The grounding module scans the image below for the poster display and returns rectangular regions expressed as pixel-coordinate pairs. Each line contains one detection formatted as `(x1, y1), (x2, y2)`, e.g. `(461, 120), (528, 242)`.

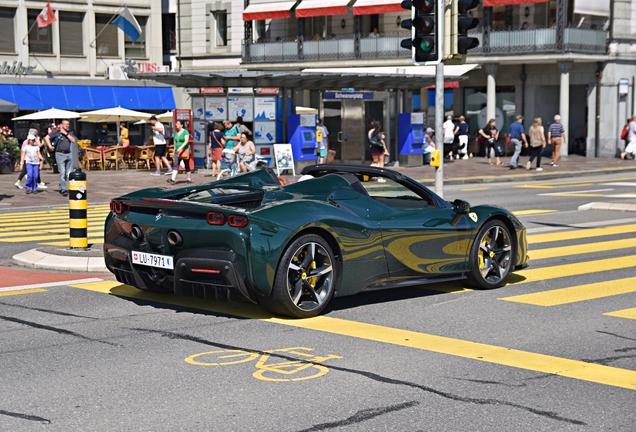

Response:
(253, 121), (277, 145)
(273, 144), (295, 176)
(300, 114), (316, 127)
(254, 97), (277, 120)
(192, 98), (205, 120)
(192, 121), (207, 144)
(205, 97), (227, 120)
(228, 97), (253, 121)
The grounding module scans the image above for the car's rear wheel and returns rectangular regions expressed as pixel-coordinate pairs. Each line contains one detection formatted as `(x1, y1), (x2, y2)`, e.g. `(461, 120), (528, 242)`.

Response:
(265, 234), (337, 318)
(466, 219), (514, 289)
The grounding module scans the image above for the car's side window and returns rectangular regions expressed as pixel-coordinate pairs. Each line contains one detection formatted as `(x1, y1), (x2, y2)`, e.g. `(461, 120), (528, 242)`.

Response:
(362, 178), (435, 209)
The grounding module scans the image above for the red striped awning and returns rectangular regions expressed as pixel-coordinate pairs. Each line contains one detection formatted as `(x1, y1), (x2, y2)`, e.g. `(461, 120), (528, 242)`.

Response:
(484, 0), (548, 6)
(243, 1), (296, 21)
(295, 0), (351, 18)
(353, 0), (404, 15)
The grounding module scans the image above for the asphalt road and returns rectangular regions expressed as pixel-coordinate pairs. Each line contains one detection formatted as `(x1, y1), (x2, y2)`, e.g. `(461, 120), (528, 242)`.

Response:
(0, 172), (635, 431)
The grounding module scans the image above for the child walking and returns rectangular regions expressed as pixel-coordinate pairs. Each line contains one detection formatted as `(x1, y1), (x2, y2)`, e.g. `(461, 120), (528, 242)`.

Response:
(20, 134), (44, 194)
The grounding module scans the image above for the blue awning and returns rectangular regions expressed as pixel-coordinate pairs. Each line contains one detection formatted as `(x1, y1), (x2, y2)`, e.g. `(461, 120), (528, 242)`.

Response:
(0, 84), (176, 111)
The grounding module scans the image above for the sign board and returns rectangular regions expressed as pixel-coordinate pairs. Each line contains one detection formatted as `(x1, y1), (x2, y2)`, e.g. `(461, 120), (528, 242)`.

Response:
(254, 121), (277, 144)
(201, 87), (224, 94)
(300, 114), (316, 127)
(255, 88), (279, 94)
(192, 121), (207, 144)
(228, 87), (253, 94)
(183, 88), (199, 94)
(323, 92), (373, 100)
(273, 144), (295, 176)
(619, 79), (629, 96)
(228, 97), (253, 121)
(192, 98), (205, 120)
(410, 112), (425, 125)
(254, 97), (277, 120)
(206, 97), (227, 121)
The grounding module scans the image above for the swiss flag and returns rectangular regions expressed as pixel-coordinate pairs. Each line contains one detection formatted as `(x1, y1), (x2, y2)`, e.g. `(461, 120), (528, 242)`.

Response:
(37, 1), (56, 28)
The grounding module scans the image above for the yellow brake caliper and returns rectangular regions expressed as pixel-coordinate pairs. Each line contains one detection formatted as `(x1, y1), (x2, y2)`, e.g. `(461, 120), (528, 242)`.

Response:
(479, 240), (487, 271)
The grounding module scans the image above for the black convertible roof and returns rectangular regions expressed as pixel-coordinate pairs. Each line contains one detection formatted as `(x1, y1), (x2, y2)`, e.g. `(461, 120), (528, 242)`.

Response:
(300, 165), (407, 182)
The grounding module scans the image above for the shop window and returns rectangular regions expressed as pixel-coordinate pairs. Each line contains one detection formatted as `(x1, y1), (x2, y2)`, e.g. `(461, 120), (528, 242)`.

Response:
(306, 16), (328, 40)
(463, 86), (516, 136)
(59, 12), (84, 56)
(0, 8), (15, 53)
(125, 16), (147, 57)
(214, 11), (228, 47)
(28, 9), (53, 54)
(95, 14), (118, 57)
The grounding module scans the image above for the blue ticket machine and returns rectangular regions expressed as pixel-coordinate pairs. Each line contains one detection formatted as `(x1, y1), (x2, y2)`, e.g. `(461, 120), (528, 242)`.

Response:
(398, 112), (426, 167)
(288, 114), (317, 168)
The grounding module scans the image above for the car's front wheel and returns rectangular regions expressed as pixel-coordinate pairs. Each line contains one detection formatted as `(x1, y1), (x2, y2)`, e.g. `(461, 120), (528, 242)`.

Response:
(265, 234), (337, 318)
(466, 219), (514, 289)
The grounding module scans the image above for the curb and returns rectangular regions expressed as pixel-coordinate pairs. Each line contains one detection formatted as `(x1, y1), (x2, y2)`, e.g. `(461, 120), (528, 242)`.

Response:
(13, 249), (108, 273)
(578, 202), (636, 212)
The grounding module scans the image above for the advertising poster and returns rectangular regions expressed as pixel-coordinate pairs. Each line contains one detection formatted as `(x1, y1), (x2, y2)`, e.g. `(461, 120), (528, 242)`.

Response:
(253, 121), (276, 144)
(300, 114), (316, 127)
(228, 97), (253, 121)
(254, 97), (277, 120)
(205, 97), (227, 120)
(192, 121), (207, 144)
(273, 143), (295, 176)
(192, 98), (204, 120)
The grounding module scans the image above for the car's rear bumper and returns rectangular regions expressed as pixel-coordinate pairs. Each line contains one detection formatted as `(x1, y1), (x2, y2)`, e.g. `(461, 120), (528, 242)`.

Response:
(104, 237), (255, 303)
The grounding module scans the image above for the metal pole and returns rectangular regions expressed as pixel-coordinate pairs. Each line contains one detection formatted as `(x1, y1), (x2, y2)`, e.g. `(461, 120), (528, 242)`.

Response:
(177, 0), (182, 72)
(434, 0), (445, 198)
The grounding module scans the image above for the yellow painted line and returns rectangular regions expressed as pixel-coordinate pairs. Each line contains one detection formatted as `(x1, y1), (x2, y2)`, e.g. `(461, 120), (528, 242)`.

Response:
(545, 193), (608, 197)
(514, 256), (633, 284)
(68, 281), (636, 391)
(461, 187), (488, 191)
(0, 231), (104, 242)
(0, 215), (108, 226)
(40, 238), (104, 246)
(515, 185), (557, 189)
(605, 308), (636, 320)
(528, 224), (636, 244)
(512, 209), (558, 216)
(531, 238), (636, 260)
(500, 277), (636, 306)
(0, 288), (47, 297)
(0, 227), (104, 237)
(0, 207), (109, 219)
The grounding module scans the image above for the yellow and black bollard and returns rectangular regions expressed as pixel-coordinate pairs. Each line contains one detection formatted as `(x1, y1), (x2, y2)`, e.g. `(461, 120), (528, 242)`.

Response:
(68, 169), (88, 249)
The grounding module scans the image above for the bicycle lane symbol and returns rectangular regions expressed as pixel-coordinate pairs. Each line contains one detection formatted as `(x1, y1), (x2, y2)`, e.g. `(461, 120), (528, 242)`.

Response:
(184, 347), (343, 382)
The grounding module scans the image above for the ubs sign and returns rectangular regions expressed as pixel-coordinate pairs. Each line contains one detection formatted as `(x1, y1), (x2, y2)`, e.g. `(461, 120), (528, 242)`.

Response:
(0, 61), (35, 76)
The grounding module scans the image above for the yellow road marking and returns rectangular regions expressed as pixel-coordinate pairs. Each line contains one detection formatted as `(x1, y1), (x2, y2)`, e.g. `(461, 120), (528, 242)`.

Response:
(605, 308), (636, 320)
(512, 209), (558, 216)
(500, 277), (636, 306)
(528, 224), (636, 244)
(0, 227), (104, 237)
(515, 185), (557, 189)
(0, 207), (109, 219)
(0, 231), (104, 242)
(530, 238), (636, 260)
(40, 238), (104, 246)
(0, 215), (108, 226)
(461, 187), (488, 191)
(544, 193), (608, 197)
(514, 256), (633, 284)
(0, 288), (48, 297)
(69, 281), (636, 391)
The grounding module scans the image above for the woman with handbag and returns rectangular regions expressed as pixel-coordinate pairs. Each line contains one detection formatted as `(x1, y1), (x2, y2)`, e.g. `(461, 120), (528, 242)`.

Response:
(479, 118), (501, 165)
(167, 120), (192, 185)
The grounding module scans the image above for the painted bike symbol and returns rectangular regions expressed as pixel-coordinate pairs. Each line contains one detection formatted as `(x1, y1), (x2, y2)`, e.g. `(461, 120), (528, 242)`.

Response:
(184, 347), (342, 382)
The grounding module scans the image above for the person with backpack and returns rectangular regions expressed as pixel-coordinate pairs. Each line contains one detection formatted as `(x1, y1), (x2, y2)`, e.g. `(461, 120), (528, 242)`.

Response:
(620, 117), (632, 151)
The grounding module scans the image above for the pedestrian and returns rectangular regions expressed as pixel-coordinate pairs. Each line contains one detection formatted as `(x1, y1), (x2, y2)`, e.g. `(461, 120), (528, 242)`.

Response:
(120, 123), (130, 148)
(443, 115), (457, 159)
(454, 115), (470, 159)
(167, 120), (192, 185)
(423, 127), (437, 165)
(45, 119), (76, 196)
(547, 114), (566, 167)
(236, 133), (257, 172)
(149, 115), (172, 175)
(479, 118), (501, 165)
(508, 115), (528, 169)
(316, 118), (329, 164)
(620, 116), (636, 160)
(209, 122), (225, 177)
(15, 129), (47, 190)
(222, 119), (241, 151)
(369, 121), (387, 176)
(369, 27), (380, 38)
(235, 116), (252, 137)
(526, 117), (546, 171)
(20, 134), (44, 194)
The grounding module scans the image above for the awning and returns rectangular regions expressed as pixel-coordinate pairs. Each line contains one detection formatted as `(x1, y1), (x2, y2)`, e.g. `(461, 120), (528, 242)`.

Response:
(243, 1), (297, 21)
(484, 0), (547, 6)
(0, 84), (176, 111)
(295, 0), (350, 18)
(353, 0), (404, 15)
(0, 98), (18, 113)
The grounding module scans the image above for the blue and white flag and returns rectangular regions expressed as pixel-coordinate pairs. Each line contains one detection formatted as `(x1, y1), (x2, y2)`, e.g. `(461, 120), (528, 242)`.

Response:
(112, 7), (142, 42)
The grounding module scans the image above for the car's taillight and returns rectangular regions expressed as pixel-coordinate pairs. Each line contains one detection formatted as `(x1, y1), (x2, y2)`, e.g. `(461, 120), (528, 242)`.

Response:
(207, 212), (226, 225)
(228, 215), (248, 228)
(110, 201), (127, 214)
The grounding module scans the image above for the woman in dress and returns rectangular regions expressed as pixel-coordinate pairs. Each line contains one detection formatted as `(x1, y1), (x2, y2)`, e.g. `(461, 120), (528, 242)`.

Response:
(236, 132), (257, 172)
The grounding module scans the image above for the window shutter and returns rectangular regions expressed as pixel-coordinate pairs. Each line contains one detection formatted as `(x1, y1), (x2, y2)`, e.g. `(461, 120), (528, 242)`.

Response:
(0, 8), (15, 53)
(96, 14), (119, 57)
(60, 12), (84, 55)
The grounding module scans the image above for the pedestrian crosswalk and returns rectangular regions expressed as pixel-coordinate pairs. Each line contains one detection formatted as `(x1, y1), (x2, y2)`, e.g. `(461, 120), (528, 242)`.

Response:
(0, 204), (109, 246)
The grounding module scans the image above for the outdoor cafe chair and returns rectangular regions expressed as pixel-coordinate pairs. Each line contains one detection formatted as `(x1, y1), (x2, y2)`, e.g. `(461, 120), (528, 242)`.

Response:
(81, 147), (104, 171)
(103, 146), (125, 170)
(135, 145), (155, 170)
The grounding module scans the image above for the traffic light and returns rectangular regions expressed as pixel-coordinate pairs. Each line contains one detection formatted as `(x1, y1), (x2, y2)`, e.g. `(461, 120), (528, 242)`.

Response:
(456, 0), (479, 54)
(400, 0), (440, 65)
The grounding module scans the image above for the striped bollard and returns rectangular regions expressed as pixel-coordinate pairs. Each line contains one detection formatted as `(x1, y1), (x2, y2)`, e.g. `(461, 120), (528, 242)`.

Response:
(68, 169), (88, 249)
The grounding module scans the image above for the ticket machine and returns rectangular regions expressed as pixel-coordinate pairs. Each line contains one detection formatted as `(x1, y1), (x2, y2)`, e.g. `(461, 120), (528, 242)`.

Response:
(398, 112), (425, 167)
(288, 114), (317, 169)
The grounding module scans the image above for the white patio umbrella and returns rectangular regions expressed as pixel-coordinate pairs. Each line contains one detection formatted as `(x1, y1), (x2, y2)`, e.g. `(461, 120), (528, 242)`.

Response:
(12, 107), (81, 121)
(133, 111), (173, 125)
(79, 106), (152, 123)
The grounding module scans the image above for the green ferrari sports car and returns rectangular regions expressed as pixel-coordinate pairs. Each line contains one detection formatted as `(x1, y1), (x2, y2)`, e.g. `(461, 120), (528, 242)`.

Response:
(104, 165), (528, 318)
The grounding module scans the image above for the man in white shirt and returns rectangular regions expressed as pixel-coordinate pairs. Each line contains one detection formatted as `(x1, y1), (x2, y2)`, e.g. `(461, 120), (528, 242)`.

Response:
(149, 115), (172, 175)
(369, 27), (379, 38)
(443, 115), (456, 159)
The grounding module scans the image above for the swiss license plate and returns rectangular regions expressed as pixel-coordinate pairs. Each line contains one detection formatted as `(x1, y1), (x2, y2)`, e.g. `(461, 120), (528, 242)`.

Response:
(131, 251), (174, 270)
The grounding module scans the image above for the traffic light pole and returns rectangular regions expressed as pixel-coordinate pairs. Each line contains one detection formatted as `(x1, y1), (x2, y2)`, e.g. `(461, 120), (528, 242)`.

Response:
(434, 0), (444, 199)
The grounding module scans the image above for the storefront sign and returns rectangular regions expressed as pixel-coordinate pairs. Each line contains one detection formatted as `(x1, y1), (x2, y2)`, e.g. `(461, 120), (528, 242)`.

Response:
(323, 92), (373, 100)
(192, 99), (205, 120)
(228, 97), (253, 121)
(201, 87), (224, 94)
(255, 88), (279, 94)
(205, 97), (227, 121)
(135, 62), (170, 73)
(228, 87), (253, 94)
(254, 121), (277, 144)
(254, 97), (277, 120)
(0, 61), (35, 76)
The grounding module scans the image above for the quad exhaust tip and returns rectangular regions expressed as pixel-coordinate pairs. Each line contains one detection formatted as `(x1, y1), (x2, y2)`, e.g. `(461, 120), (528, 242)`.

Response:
(167, 230), (184, 247)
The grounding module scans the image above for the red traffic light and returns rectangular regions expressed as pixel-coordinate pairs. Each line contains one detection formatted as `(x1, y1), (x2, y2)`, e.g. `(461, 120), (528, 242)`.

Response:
(413, 0), (434, 13)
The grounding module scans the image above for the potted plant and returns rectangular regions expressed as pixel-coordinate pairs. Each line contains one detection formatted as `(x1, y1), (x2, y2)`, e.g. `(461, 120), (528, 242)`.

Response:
(0, 126), (20, 174)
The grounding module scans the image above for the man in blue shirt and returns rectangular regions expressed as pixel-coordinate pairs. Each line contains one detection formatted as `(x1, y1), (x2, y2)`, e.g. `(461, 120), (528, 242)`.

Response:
(508, 115), (528, 169)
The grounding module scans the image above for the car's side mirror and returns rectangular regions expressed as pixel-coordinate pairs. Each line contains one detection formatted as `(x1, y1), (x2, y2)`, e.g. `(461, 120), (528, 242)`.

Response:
(452, 199), (471, 214)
